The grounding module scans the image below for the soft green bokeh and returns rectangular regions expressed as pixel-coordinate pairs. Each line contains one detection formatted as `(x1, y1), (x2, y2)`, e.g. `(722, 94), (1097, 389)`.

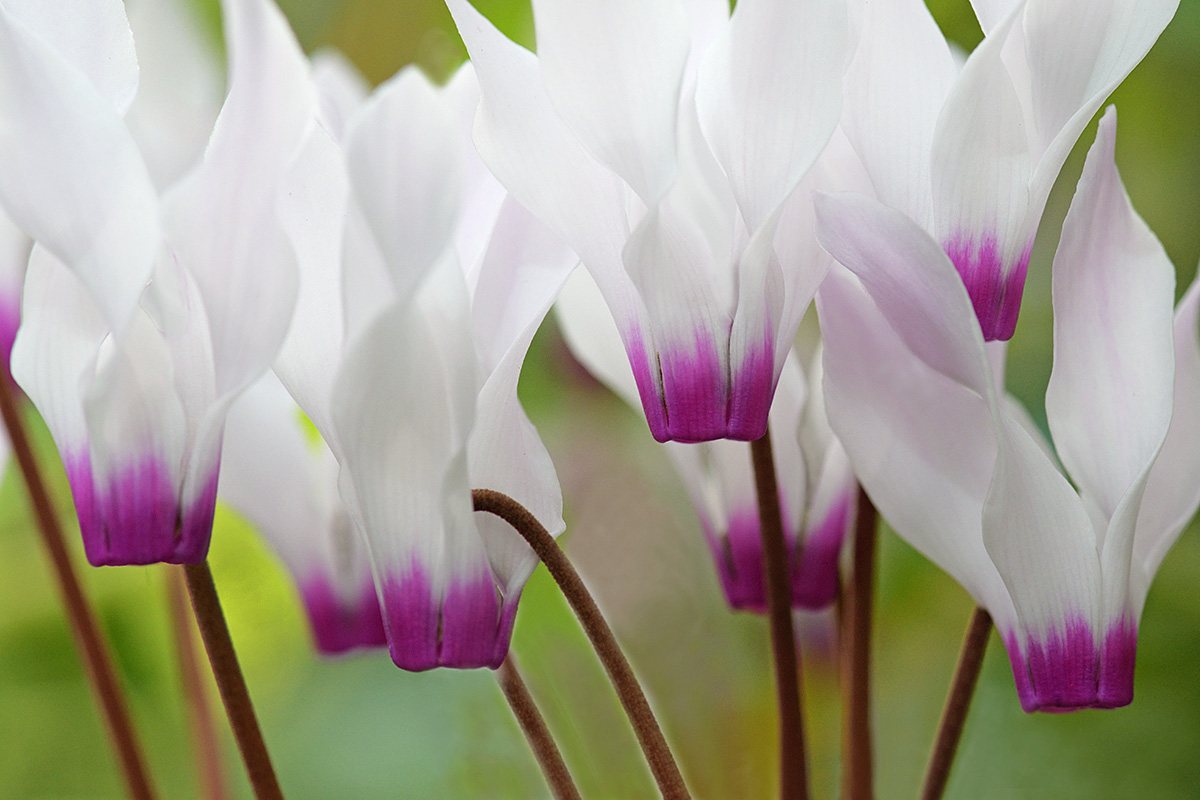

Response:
(2, 1), (1199, 797)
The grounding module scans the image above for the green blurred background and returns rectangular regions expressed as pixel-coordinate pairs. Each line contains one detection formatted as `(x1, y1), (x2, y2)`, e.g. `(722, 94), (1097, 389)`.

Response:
(3, 1), (1199, 797)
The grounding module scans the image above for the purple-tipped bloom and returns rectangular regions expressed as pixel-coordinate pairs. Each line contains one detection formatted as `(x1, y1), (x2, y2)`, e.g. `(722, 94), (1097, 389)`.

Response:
(446, 0), (848, 442)
(842, 0), (1178, 340)
(272, 61), (574, 670)
(816, 110), (1200, 712)
(0, 0), (311, 566)
(556, 267), (856, 612)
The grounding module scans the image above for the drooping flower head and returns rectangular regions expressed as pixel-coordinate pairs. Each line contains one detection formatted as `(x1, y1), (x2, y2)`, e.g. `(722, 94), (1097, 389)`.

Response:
(274, 60), (575, 671)
(816, 109), (1200, 711)
(843, 0), (1179, 340)
(446, 0), (848, 443)
(557, 267), (856, 612)
(0, 0), (312, 565)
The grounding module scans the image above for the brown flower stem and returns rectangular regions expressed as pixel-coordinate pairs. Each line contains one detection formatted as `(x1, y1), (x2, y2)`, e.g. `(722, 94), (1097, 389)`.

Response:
(749, 430), (809, 800)
(0, 373), (157, 800)
(472, 488), (690, 800)
(496, 654), (582, 800)
(183, 560), (283, 800)
(167, 566), (229, 800)
(840, 486), (877, 800)
(920, 606), (993, 800)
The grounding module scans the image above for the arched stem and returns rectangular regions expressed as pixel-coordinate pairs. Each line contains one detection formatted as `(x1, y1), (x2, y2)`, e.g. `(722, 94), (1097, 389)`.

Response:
(472, 488), (690, 800)
(0, 373), (157, 800)
(496, 655), (582, 800)
(749, 431), (809, 800)
(920, 606), (993, 800)
(183, 560), (283, 800)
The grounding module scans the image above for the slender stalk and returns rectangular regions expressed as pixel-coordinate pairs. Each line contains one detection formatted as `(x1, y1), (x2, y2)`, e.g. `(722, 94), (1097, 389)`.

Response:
(183, 560), (283, 800)
(472, 489), (690, 800)
(496, 655), (582, 800)
(167, 566), (229, 800)
(920, 606), (993, 800)
(749, 431), (809, 800)
(0, 374), (157, 800)
(841, 486), (877, 800)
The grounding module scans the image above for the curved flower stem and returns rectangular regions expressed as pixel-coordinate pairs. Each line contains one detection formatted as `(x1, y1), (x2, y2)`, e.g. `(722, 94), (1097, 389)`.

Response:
(472, 488), (691, 800)
(0, 375), (157, 800)
(183, 560), (283, 800)
(920, 606), (993, 800)
(841, 486), (877, 800)
(167, 566), (229, 800)
(496, 654), (582, 800)
(749, 431), (809, 800)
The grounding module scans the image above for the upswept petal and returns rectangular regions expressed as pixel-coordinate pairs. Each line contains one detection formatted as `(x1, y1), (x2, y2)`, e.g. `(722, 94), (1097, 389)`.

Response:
(842, 0), (957, 229)
(554, 266), (643, 410)
(1045, 108), (1175, 527)
(0, 0), (139, 113)
(1132, 276), (1200, 608)
(124, 0), (223, 188)
(0, 211), (29, 366)
(814, 192), (994, 398)
(1024, 0), (1180, 210)
(161, 0), (311, 400)
(343, 66), (461, 301)
(529, 0), (689, 203)
(0, 6), (159, 329)
(695, 0), (847, 232)
(444, 0), (628, 281)
(970, 0), (1021, 33)
(817, 265), (1009, 617)
(931, 5), (1033, 342)
(310, 48), (368, 140)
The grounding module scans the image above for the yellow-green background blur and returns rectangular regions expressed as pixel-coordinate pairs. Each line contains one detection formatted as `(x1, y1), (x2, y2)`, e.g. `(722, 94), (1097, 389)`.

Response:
(2, 1), (1199, 797)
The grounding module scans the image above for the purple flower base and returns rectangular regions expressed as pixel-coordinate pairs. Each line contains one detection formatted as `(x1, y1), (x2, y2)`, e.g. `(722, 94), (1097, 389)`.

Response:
(299, 575), (387, 655)
(945, 233), (1031, 342)
(708, 494), (848, 613)
(381, 565), (517, 671)
(1004, 615), (1137, 712)
(66, 453), (218, 567)
(627, 325), (777, 443)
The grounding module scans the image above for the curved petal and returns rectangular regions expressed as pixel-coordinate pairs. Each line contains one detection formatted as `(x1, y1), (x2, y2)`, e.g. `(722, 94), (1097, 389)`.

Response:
(930, 6), (1033, 341)
(695, 0), (847, 232)
(124, 0), (223, 188)
(814, 192), (994, 398)
(554, 265), (642, 409)
(343, 66), (461, 301)
(529, 0), (689, 203)
(1045, 108), (1175, 526)
(841, 0), (957, 229)
(0, 6), (159, 329)
(0, 0), (139, 112)
(816, 265), (1009, 617)
(0, 211), (30, 368)
(310, 47), (368, 140)
(1132, 275), (1200, 609)
(970, 0), (1021, 33)
(162, 0), (311, 399)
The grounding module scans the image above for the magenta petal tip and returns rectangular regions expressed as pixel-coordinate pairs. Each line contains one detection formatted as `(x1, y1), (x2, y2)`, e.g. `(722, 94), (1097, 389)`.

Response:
(945, 234), (1030, 342)
(1005, 616), (1137, 713)
(300, 576), (388, 655)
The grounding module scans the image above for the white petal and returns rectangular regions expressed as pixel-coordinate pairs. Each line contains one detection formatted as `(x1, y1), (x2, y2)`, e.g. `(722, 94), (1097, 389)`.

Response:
(1024, 0), (1180, 211)
(529, 0), (689, 203)
(814, 192), (994, 398)
(554, 265), (643, 410)
(0, 0), (139, 112)
(0, 7), (159, 329)
(0, 210), (30, 364)
(162, 0), (311, 398)
(695, 0), (847, 231)
(310, 47), (368, 140)
(816, 265), (1010, 618)
(1044, 108), (1174, 526)
(970, 0), (1022, 33)
(841, 0), (957, 228)
(343, 66), (461, 300)
(1133, 276), (1200, 606)
(124, 0), (223, 189)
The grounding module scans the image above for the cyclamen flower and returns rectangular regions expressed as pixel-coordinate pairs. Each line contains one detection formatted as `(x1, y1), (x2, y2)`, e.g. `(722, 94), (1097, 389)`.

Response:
(815, 109), (1200, 711)
(843, 0), (1178, 340)
(446, 0), (847, 443)
(0, 0), (311, 565)
(274, 61), (574, 670)
(556, 268), (855, 612)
